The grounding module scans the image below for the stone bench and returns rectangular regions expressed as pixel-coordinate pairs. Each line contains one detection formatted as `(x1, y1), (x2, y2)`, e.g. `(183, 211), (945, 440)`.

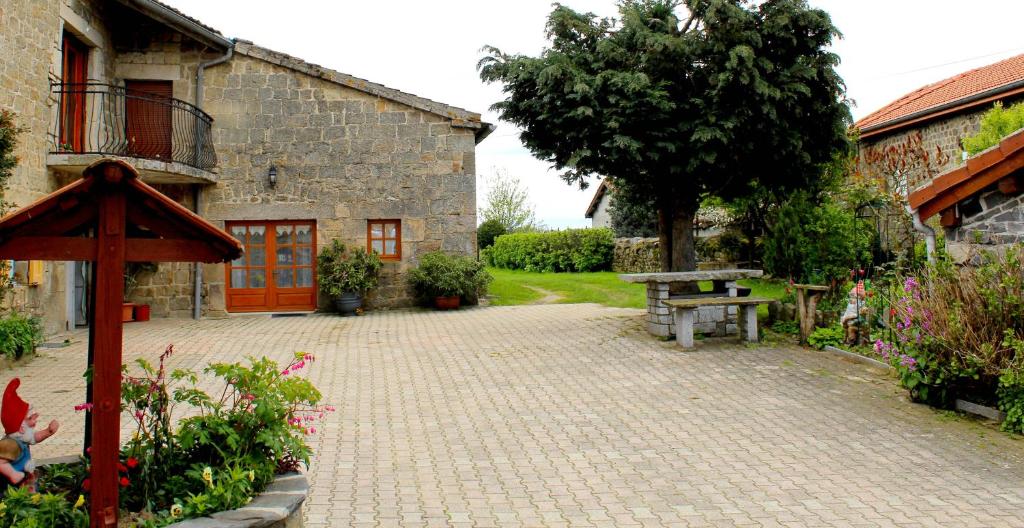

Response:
(663, 297), (773, 349)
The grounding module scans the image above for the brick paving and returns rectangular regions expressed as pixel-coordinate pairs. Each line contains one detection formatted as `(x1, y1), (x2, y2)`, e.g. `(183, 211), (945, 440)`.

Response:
(14, 304), (1024, 527)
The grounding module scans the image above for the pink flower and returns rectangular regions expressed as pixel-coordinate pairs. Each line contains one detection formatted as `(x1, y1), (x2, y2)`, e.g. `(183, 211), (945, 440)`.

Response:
(309, 427), (316, 434)
(281, 369), (289, 376)
(74, 403), (94, 412)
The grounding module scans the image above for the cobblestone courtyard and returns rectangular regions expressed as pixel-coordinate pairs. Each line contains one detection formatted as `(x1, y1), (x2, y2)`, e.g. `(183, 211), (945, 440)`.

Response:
(15, 304), (1024, 527)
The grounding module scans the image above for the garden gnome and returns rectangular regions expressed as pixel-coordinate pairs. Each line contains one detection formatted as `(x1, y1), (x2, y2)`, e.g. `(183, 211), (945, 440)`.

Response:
(840, 280), (868, 345)
(0, 378), (59, 490)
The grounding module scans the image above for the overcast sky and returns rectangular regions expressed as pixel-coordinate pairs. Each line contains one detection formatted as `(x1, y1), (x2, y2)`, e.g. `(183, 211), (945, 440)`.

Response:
(164, 0), (1024, 228)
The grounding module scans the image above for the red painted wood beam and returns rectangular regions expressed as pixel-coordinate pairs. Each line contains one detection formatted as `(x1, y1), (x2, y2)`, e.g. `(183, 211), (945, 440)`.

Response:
(89, 166), (127, 527)
(0, 237), (97, 260)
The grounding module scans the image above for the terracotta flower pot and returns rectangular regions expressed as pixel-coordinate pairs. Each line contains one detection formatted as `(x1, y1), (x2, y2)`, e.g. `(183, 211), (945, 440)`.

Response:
(122, 303), (135, 322)
(434, 295), (460, 310)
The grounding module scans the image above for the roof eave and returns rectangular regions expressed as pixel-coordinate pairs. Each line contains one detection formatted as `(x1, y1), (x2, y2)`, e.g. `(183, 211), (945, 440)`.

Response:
(115, 0), (232, 50)
(859, 81), (1024, 140)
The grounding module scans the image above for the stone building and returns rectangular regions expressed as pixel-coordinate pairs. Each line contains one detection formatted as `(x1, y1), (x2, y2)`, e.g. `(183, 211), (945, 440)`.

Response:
(855, 53), (1024, 194)
(0, 0), (491, 334)
(908, 126), (1024, 261)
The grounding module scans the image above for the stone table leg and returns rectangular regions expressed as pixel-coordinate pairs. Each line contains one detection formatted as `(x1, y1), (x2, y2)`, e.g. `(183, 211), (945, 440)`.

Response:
(674, 307), (695, 348)
(740, 305), (758, 343)
(646, 282), (672, 337)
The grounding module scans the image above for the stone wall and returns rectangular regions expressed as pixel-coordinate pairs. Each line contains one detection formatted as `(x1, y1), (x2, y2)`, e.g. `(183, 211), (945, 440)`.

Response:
(199, 45), (479, 312)
(612, 238), (660, 273)
(945, 184), (1024, 263)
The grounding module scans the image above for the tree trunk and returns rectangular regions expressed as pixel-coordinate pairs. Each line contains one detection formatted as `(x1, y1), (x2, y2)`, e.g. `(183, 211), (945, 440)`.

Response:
(657, 201), (699, 272)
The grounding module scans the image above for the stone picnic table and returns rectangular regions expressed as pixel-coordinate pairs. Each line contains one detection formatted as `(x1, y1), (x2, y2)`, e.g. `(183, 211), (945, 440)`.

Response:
(619, 269), (764, 338)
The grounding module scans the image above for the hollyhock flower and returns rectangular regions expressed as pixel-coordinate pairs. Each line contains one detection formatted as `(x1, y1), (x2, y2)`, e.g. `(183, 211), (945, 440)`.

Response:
(119, 477), (130, 487)
(127, 457), (139, 469)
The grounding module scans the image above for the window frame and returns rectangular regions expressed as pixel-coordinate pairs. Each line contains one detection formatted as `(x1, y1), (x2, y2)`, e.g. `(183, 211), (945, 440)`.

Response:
(367, 219), (402, 261)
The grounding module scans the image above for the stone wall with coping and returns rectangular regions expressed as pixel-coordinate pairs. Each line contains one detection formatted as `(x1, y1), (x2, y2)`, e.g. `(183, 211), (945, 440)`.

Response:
(944, 185), (1024, 263)
(198, 50), (478, 313)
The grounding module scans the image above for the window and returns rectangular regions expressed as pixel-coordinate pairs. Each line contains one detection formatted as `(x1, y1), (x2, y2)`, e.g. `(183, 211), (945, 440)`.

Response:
(367, 220), (401, 260)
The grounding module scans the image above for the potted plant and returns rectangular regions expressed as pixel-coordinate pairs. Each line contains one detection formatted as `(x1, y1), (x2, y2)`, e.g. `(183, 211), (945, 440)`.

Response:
(317, 240), (382, 315)
(407, 251), (492, 310)
(123, 262), (157, 322)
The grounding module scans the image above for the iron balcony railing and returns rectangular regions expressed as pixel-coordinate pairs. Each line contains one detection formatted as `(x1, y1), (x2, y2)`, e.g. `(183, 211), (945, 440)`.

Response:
(49, 82), (216, 171)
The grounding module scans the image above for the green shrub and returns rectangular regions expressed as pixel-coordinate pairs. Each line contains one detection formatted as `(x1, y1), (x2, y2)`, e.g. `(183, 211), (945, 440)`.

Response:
(998, 364), (1024, 434)
(770, 320), (798, 335)
(316, 240), (382, 296)
(962, 102), (1024, 156)
(0, 312), (42, 360)
(407, 252), (492, 301)
(763, 193), (872, 283)
(477, 219), (507, 250)
(112, 346), (329, 524)
(807, 325), (844, 350)
(488, 228), (614, 272)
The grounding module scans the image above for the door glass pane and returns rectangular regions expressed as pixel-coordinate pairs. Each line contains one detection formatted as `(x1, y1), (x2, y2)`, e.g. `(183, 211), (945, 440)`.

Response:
(249, 269), (266, 288)
(249, 226), (265, 245)
(296, 247), (312, 265)
(385, 240), (397, 255)
(230, 225), (246, 242)
(230, 269), (246, 288)
(296, 268), (313, 288)
(296, 225), (312, 244)
(370, 223), (383, 238)
(276, 225), (293, 245)
(249, 247), (265, 266)
(275, 268), (293, 288)
(371, 240), (383, 254)
(385, 223), (397, 238)
(277, 247), (293, 265)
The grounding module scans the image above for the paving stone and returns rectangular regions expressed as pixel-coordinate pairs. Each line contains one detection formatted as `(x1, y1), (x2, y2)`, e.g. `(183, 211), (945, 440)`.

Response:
(15, 304), (1024, 526)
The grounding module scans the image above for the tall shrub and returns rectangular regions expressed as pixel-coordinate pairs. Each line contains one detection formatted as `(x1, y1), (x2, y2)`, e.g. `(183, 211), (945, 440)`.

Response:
(962, 102), (1024, 156)
(488, 228), (614, 272)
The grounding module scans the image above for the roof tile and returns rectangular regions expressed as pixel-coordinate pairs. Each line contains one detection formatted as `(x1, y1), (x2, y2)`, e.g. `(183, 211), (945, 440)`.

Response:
(856, 53), (1024, 132)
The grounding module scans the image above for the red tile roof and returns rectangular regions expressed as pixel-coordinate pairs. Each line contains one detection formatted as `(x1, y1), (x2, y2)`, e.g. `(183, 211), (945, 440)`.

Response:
(856, 54), (1024, 138)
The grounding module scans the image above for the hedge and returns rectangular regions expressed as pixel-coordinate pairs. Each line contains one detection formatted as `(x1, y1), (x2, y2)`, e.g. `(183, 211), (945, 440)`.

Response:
(485, 228), (615, 272)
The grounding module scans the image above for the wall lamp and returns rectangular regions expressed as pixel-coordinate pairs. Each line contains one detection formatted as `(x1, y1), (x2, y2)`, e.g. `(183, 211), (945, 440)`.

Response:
(268, 165), (277, 188)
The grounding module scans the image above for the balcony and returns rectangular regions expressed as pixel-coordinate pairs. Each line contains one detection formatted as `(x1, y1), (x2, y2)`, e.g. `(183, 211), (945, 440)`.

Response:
(47, 82), (217, 184)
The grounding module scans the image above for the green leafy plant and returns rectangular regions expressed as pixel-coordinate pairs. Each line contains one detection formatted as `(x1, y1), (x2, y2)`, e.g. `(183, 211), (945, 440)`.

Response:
(487, 228), (615, 272)
(770, 320), (798, 335)
(407, 252), (492, 300)
(111, 346), (330, 524)
(0, 485), (88, 527)
(807, 325), (845, 350)
(0, 312), (42, 360)
(477, 219), (507, 250)
(962, 102), (1024, 156)
(316, 240), (382, 296)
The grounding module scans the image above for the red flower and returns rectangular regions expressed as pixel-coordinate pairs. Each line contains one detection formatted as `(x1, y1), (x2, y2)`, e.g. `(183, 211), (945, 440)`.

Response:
(82, 478), (91, 491)
(119, 477), (130, 487)
(126, 457), (139, 469)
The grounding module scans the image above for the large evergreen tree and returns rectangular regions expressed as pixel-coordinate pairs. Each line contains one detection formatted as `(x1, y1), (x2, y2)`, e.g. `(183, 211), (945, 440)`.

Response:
(479, 0), (851, 271)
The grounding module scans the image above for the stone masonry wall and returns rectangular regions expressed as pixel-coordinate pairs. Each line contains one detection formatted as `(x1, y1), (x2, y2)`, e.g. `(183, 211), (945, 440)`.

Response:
(944, 183), (1024, 263)
(612, 238), (660, 273)
(199, 50), (478, 312)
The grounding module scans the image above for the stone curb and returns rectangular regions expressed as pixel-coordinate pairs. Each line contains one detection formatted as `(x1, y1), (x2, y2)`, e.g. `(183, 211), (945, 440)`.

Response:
(823, 345), (891, 370)
(167, 472), (307, 528)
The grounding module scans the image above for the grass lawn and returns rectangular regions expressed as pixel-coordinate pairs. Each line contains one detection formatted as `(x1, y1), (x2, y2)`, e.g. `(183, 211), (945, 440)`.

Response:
(486, 267), (787, 317)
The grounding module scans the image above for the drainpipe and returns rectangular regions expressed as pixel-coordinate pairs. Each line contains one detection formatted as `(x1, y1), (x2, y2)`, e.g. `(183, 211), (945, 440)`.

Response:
(907, 204), (936, 265)
(193, 44), (233, 320)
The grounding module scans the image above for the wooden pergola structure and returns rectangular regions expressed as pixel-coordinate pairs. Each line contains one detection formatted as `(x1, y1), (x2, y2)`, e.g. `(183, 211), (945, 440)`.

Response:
(0, 159), (242, 526)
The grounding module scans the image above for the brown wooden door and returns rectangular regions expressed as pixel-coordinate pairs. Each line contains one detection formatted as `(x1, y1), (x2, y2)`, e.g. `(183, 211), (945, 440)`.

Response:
(125, 80), (173, 161)
(60, 33), (88, 151)
(226, 221), (316, 312)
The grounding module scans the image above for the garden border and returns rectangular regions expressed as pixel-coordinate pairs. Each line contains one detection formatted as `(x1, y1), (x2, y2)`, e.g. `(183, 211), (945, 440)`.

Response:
(821, 346), (1008, 424)
(37, 457), (308, 528)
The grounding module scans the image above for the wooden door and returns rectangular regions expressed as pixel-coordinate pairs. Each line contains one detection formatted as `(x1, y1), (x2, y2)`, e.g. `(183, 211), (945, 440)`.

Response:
(226, 221), (316, 312)
(60, 33), (88, 151)
(125, 80), (173, 161)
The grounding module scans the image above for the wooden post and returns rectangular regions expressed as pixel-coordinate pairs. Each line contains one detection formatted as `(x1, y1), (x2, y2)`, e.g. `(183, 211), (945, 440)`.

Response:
(90, 165), (127, 527)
